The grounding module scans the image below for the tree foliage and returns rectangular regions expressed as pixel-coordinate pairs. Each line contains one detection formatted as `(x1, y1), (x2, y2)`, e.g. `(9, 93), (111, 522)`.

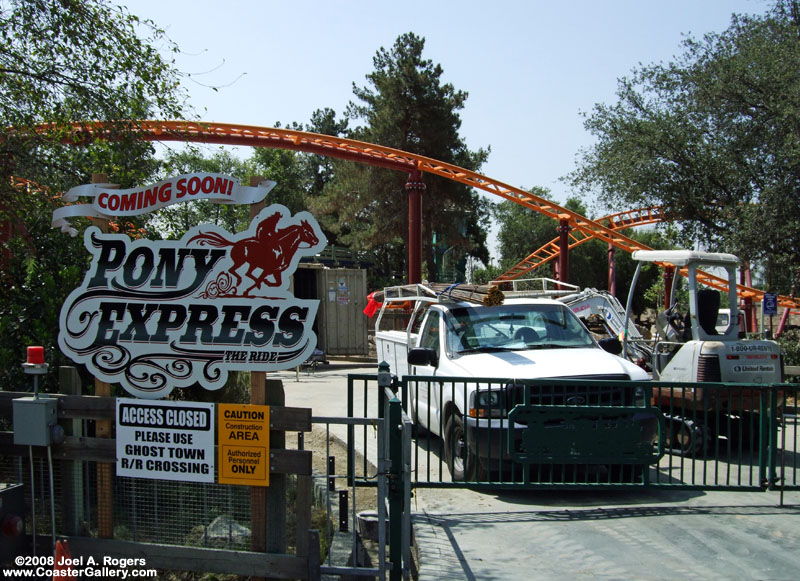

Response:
(312, 32), (491, 281)
(568, 1), (800, 291)
(301, 108), (348, 200)
(152, 110), (348, 240)
(151, 147), (252, 238)
(0, 0), (186, 389)
(495, 188), (563, 271)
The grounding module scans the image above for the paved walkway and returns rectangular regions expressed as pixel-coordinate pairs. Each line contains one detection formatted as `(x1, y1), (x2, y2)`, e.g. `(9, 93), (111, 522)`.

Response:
(412, 486), (800, 580)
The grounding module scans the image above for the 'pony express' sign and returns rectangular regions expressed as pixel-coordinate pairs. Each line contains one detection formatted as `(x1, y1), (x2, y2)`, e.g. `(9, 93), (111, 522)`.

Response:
(58, 203), (327, 399)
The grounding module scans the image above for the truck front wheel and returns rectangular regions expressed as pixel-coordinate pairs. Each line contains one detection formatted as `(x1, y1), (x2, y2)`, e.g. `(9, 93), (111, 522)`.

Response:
(444, 414), (486, 481)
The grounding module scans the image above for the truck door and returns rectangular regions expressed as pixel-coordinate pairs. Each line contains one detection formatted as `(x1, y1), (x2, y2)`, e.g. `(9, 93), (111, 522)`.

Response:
(410, 311), (441, 432)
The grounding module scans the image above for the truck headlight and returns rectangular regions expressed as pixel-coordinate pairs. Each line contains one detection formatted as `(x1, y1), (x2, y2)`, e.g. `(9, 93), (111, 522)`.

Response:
(469, 389), (505, 418)
(477, 391), (500, 407)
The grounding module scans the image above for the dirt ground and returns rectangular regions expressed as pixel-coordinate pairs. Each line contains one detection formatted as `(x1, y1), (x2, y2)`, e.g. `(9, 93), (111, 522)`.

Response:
(286, 425), (379, 514)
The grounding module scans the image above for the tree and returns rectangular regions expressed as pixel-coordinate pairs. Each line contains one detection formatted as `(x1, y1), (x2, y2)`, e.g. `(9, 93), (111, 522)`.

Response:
(312, 32), (490, 281)
(0, 0), (186, 389)
(1, 0), (183, 177)
(568, 1), (800, 292)
(249, 146), (307, 214)
(301, 108), (348, 200)
(495, 187), (563, 272)
(151, 147), (252, 238)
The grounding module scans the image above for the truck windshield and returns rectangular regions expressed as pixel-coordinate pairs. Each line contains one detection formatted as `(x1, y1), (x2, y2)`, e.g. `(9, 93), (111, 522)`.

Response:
(444, 303), (595, 355)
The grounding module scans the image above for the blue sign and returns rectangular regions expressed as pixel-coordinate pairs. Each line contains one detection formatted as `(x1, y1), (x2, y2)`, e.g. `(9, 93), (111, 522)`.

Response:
(763, 292), (778, 316)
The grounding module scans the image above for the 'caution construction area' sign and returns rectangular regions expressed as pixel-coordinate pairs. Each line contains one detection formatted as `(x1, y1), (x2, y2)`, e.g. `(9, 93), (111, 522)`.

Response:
(218, 403), (271, 486)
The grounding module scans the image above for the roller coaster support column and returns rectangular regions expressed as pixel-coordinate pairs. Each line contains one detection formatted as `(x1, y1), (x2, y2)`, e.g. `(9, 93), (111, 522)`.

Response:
(608, 244), (616, 296)
(556, 216), (570, 287)
(405, 169), (426, 284)
(776, 270), (798, 338)
(663, 266), (675, 310)
(742, 263), (757, 333)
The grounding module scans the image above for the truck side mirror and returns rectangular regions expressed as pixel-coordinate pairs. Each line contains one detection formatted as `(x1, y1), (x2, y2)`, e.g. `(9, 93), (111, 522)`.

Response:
(408, 347), (438, 368)
(598, 337), (623, 355)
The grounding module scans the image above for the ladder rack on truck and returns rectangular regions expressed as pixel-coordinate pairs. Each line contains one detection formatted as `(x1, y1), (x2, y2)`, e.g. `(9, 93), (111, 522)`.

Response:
(375, 279), (581, 336)
(374, 283), (441, 348)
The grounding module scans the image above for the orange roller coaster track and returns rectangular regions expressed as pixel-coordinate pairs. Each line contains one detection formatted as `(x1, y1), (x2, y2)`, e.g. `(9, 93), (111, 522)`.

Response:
(41, 120), (654, 249)
(29, 120), (800, 309)
(495, 203), (794, 307)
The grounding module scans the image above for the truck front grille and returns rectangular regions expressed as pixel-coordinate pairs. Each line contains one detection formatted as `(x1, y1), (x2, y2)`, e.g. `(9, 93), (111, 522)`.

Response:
(503, 374), (634, 415)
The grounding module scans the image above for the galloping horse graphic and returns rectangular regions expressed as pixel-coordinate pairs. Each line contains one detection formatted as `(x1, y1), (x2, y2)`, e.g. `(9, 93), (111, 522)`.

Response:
(189, 211), (320, 296)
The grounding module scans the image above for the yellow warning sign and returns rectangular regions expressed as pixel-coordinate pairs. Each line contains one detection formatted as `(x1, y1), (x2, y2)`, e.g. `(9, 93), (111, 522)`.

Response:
(218, 403), (270, 486)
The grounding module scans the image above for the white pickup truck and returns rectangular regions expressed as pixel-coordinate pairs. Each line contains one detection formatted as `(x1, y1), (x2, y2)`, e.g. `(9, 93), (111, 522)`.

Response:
(373, 283), (653, 480)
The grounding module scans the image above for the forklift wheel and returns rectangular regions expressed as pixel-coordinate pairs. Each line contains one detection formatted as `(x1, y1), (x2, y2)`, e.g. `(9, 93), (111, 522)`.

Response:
(667, 417), (710, 458)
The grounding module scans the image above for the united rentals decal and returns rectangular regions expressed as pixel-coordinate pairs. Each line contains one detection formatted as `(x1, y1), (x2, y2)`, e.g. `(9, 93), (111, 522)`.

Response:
(52, 173), (276, 236)
(58, 204), (327, 399)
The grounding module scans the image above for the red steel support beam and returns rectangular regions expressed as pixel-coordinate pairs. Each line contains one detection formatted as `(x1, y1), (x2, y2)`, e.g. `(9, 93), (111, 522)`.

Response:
(663, 266), (675, 310)
(608, 243), (616, 296)
(742, 264), (757, 333)
(556, 218), (570, 286)
(405, 170), (425, 284)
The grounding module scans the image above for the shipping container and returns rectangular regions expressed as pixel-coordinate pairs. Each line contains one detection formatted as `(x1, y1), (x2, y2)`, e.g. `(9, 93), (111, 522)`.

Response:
(294, 266), (368, 357)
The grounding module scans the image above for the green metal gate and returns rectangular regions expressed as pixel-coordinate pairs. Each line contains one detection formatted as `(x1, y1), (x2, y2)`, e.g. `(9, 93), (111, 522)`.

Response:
(348, 371), (799, 493)
(346, 371), (799, 579)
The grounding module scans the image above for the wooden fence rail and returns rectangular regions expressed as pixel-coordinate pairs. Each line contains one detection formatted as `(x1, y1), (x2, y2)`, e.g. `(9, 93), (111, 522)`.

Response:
(0, 389), (321, 580)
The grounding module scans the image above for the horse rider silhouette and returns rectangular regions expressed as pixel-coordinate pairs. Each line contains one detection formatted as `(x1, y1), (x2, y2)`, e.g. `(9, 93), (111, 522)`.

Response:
(188, 211), (320, 296)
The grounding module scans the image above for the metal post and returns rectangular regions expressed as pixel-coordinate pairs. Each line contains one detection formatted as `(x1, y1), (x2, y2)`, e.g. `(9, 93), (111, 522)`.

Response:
(388, 397), (403, 581)
(28, 446), (35, 556)
(347, 376), (355, 488)
(377, 413), (387, 578)
(758, 389), (769, 487)
(767, 387), (779, 489)
(402, 415), (412, 580)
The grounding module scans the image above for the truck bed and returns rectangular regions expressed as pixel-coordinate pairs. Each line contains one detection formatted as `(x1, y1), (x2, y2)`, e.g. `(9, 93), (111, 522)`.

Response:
(375, 330), (417, 378)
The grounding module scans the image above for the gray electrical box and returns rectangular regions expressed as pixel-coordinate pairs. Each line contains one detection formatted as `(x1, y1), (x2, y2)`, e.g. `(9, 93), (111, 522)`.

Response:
(13, 397), (57, 446)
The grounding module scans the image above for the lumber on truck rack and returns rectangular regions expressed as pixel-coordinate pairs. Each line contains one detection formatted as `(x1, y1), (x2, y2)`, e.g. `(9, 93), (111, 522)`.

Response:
(374, 278), (580, 307)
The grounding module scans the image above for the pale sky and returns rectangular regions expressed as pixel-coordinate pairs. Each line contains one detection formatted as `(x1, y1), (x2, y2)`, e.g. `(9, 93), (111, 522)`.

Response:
(122, 0), (768, 258)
